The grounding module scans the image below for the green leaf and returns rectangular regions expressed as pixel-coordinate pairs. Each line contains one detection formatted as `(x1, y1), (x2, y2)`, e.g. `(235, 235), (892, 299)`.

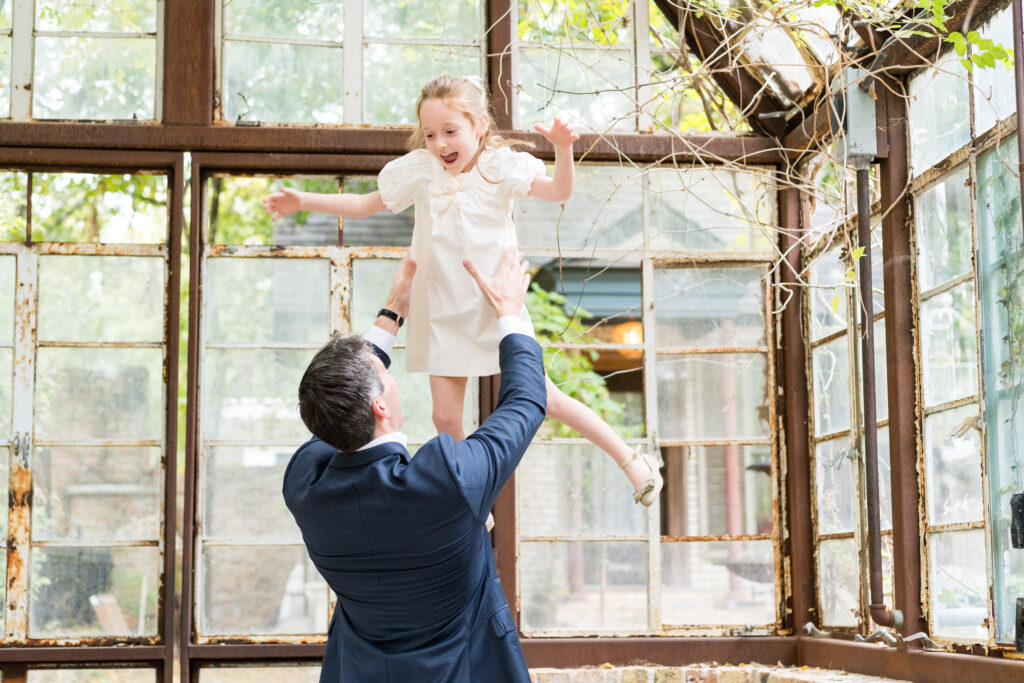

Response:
(831, 294), (840, 313)
(851, 246), (865, 260)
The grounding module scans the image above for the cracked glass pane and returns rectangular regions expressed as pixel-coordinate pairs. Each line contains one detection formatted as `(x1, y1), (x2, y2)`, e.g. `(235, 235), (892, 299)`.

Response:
(914, 165), (973, 291)
(815, 437), (856, 535)
(923, 404), (984, 526)
(928, 528), (987, 640)
(908, 52), (970, 176)
(812, 336), (850, 436)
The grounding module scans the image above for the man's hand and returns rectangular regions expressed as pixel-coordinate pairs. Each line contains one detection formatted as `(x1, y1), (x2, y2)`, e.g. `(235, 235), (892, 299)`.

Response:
(263, 187), (303, 221)
(463, 248), (530, 319)
(383, 255), (417, 321)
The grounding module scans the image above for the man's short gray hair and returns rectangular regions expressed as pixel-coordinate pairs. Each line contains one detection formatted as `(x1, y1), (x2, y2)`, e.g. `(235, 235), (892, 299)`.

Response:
(298, 335), (384, 454)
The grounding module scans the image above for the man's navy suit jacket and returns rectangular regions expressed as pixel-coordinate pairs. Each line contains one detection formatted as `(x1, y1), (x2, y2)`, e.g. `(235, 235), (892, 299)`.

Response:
(283, 333), (546, 682)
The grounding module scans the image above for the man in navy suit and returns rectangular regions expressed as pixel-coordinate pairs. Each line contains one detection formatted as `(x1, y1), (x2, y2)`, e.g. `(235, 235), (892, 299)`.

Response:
(284, 249), (545, 682)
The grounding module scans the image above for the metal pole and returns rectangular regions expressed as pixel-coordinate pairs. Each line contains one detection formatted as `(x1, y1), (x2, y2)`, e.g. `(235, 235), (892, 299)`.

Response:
(855, 167), (900, 629)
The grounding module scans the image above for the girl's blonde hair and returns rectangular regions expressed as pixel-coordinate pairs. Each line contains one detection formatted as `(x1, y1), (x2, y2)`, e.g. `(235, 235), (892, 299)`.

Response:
(407, 74), (532, 154)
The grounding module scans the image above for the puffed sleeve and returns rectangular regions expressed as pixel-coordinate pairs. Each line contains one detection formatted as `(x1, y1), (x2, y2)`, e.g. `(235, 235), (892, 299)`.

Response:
(489, 147), (546, 199)
(377, 149), (435, 213)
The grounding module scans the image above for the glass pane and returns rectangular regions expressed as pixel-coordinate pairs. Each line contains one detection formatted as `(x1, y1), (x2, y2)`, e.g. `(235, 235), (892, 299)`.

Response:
(30, 546), (159, 637)
(648, 168), (776, 252)
(812, 336), (850, 436)
(928, 529), (987, 640)
(518, 443), (646, 536)
(517, 47), (633, 132)
(531, 258), (642, 343)
(363, 44), (480, 125)
(977, 136), (1024, 643)
(973, 7), (1017, 135)
(386, 349), (478, 443)
(520, 541), (647, 631)
(0, 171), (28, 241)
(924, 404), (984, 526)
(202, 545), (326, 635)
(518, 0), (629, 45)
(805, 157), (848, 241)
(868, 223), (885, 313)
(518, 165), (642, 252)
(914, 166), (973, 290)
(204, 447), (301, 543)
(0, 446), (7, 534)
(908, 52), (970, 176)
(0, 547), (5, 633)
(223, 41), (342, 124)
(0, 36), (10, 118)
(33, 37), (155, 121)
(661, 540), (775, 625)
(199, 667), (321, 683)
(653, 266), (765, 349)
(38, 256), (163, 342)
(0, 349), (9, 438)
(661, 445), (773, 537)
(36, 0), (156, 32)
(365, 0), (478, 40)
(656, 353), (768, 441)
(818, 537), (858, 626)
(351, 258), (410, 343)
(224, 0), (343, 41)
(27, 670), (155, 683)
(872, 317), (888, 422)
(342, 177), (413, 246)
(32, 173), (168, 244)
(815, 437), (856, 535)
(33, 447), (161, 542)
(808, 248), (847, 341)
(35, 348), (163, 441)
(920, 282), (978, 406)
(205, 258), (329, 344)
(878, 426), (892, 531)
(202, 348), (313, 442)
(647, 54), (748, 134)
(209, 176), (341, 246)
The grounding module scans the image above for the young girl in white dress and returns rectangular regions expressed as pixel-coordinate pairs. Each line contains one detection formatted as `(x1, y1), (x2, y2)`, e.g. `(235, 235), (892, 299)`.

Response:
(264, 74), (662, 506)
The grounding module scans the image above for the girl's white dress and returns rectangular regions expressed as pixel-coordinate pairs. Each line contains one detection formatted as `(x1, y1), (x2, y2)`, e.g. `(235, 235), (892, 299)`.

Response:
(378, 146), (544, 376)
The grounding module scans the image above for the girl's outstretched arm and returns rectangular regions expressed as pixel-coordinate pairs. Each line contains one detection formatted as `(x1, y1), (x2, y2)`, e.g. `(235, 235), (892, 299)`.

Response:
(529, 118), (579, 203)
(263, 187), (386, 221)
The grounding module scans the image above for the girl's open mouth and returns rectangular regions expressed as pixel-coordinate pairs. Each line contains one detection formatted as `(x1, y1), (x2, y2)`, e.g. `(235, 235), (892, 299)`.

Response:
(441, 152), (458, 164)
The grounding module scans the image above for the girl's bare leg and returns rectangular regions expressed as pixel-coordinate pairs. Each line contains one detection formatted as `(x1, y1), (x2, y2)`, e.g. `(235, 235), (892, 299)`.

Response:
(544, 376), (662, 504)
(429, 375), (469, 441)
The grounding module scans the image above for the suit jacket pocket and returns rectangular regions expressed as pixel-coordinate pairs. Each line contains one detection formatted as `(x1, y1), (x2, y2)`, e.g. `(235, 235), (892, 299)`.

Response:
(489, 605), (516, 638)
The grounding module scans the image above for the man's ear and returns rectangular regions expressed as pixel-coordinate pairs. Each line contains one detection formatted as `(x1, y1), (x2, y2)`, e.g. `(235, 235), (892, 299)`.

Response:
(370, 397), (387, 419)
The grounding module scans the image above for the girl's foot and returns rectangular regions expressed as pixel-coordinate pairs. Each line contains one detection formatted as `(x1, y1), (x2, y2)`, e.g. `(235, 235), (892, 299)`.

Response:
(620, 449), (663, 507)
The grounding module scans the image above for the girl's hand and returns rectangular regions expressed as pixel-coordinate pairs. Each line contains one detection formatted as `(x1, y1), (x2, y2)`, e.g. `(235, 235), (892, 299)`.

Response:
(262, 187), (303, 221)
(534, 118), (579, 150)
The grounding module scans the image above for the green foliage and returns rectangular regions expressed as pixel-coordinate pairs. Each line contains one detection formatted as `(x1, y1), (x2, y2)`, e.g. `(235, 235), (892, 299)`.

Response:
(30, 173), (166, 243)
(526, 282), (628, 438)
(947, 30), (1015, 72)
(518, 0), (630, 45)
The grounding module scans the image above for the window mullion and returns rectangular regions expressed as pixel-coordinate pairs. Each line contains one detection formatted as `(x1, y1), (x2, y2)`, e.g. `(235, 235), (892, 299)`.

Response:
(10, 0), (34, 120)
(342, 0), (362, 124)
(6, 245), (37, 641)
(641, 257), (660, 633)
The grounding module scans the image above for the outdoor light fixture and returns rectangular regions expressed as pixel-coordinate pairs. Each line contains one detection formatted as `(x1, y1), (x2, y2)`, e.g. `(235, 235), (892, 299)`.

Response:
(612, 320), (643, 359)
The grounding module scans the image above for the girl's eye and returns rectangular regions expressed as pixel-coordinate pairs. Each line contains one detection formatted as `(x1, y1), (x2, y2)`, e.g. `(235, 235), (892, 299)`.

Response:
(446, 130), (456, 135)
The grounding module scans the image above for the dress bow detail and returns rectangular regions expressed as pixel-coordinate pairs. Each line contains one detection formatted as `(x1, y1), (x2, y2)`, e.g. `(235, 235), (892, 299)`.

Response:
(428, 173), (472, 218)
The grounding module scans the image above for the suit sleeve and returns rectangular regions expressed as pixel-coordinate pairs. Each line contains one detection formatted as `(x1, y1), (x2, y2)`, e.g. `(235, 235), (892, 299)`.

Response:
(442, 333), (546, 520)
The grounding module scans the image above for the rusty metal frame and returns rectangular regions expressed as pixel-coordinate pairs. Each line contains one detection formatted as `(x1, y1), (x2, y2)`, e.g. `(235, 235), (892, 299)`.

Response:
(0, 149), (182, 681)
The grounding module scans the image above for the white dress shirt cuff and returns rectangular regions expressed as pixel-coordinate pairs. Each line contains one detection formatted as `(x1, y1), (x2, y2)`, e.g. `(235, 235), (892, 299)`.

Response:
(497, 315), (535, 340)
(364, 325), (396, 357)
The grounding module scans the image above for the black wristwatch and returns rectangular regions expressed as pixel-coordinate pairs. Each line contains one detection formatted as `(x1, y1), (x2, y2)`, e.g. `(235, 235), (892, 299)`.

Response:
(377, 308), (404, 328)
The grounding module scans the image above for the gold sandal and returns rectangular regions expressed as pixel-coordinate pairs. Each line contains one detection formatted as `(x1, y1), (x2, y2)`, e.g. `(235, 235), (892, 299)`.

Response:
(620, 449), (663, 507)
